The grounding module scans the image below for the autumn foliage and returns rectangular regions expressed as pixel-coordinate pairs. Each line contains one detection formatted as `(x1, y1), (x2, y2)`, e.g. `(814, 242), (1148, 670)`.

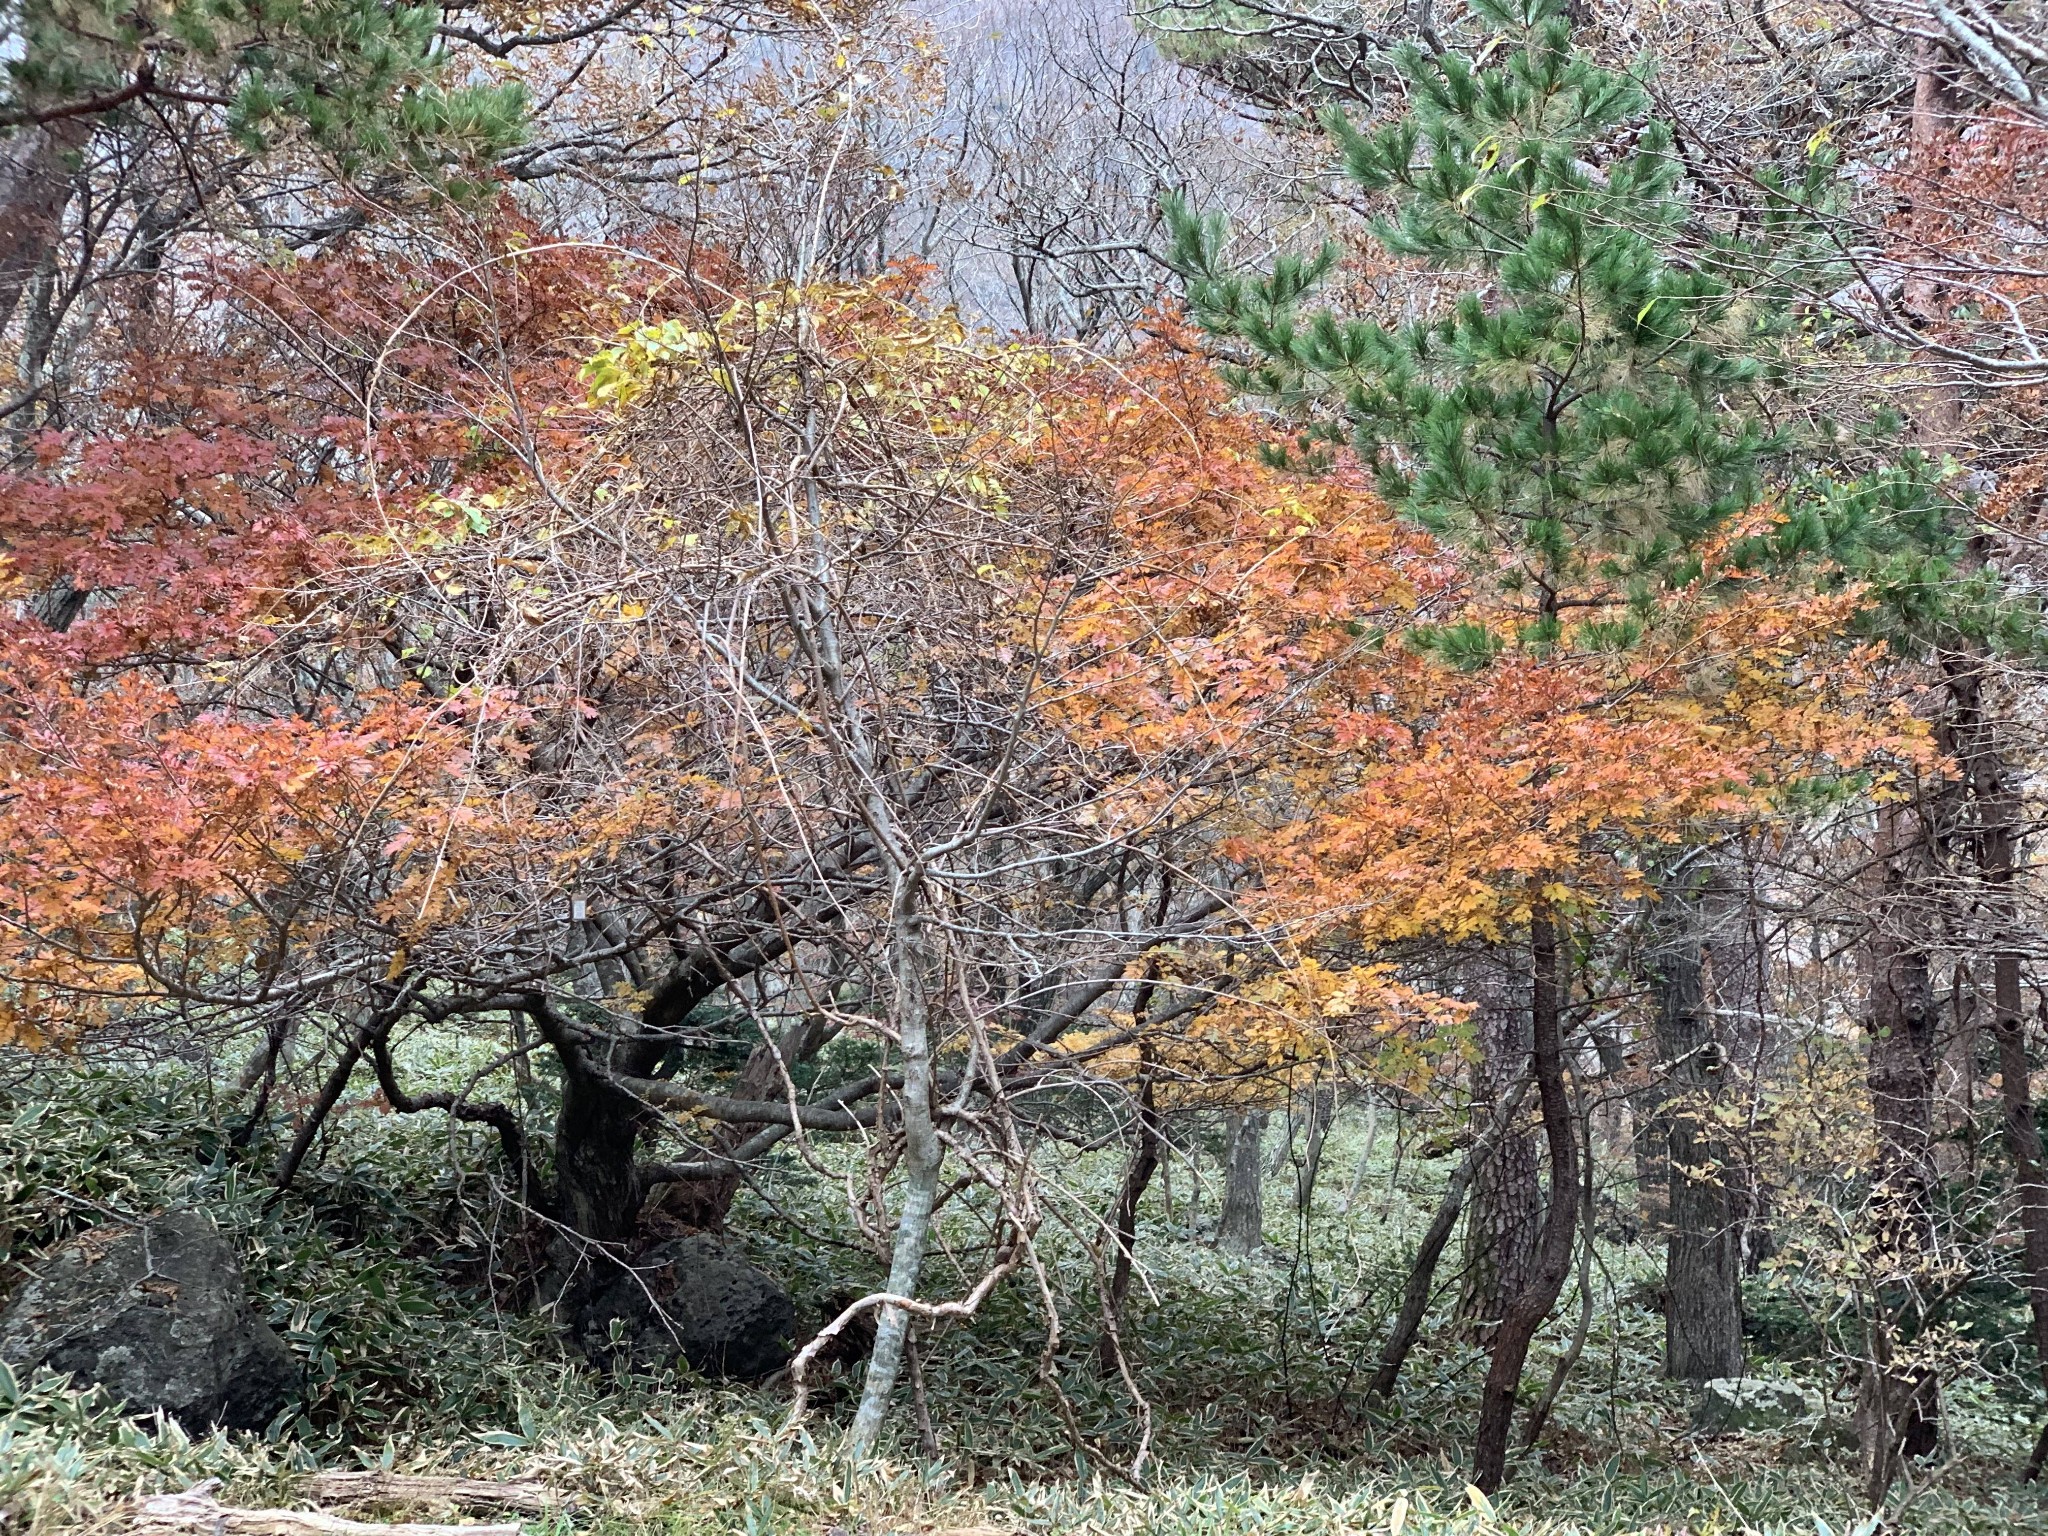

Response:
(1024, 326), (1923, 1098)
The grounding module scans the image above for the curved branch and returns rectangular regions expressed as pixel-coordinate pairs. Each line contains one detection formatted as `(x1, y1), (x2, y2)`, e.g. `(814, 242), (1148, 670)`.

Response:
(368, 1032), (548, 1211)
(0, 65), (232, 129)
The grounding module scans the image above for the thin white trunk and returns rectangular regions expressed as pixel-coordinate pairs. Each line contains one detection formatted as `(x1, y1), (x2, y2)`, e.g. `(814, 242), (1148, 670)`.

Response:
(1343, 1099), (1382, 1215)
(847, 872), (943, 1457)
(781, 390), (948, 1460)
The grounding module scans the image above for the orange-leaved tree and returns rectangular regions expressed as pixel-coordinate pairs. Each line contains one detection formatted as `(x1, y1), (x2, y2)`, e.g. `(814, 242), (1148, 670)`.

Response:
(0, 223), (1261, 1447)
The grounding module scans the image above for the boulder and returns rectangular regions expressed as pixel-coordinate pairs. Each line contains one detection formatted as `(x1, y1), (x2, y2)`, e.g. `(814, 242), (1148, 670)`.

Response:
(1691, 1375), (1821, 1433)
(568, 1235), (795, 1381)
(0, 1212), (296, 1430)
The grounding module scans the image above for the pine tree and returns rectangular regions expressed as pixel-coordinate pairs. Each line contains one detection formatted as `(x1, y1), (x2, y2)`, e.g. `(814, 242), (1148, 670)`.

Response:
(1166, 1), (1842, 654)
(0, 0), (528, 329)
(3, 0), (527, 168)
(1163, 0), (1840, 1488)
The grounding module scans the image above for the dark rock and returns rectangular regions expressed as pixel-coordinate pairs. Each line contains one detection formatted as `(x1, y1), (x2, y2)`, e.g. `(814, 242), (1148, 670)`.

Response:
(0, 1212), (296, 1430)
(568, 1235), (795, 1381)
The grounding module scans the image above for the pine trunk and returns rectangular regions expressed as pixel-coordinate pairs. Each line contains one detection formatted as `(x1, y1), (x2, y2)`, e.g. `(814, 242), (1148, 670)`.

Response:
(1944, 659), (2048, 1476)
(1460, 946), (1540, 1338)
(1700, 869), (1776, 1275)
(1470, 909), (1579, 1493)
(1867, 807), (1939, 1251)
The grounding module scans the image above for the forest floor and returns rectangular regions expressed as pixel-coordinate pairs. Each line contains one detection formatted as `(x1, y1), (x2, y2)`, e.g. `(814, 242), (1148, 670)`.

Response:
(3, 1038), (2044, 1536)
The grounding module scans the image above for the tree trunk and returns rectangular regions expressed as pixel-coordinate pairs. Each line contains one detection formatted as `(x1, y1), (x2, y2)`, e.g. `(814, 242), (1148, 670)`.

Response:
(1701, 864), (1776, 1275)
(1648, 869), (1745, 1382)
(848, 868), (944, 1458)
(1470, 908), (1579, 1494)
(1521, 1119), (1596, 1453)
(550, 1065), (648, 1247)
(522, 998), (666, 1269)
(1860, 87), (1955, 1513)
(1901, 40), (1964, 448)
(269, 1005), (394, 1197)
(0, 120), (85, 339)
(1217, 1109), (1268, 1255)
(1867, 805), (1939, 1252)
(1859, 797), (1942, 1500)
(1097, 1063), (1161, 1376)
(645, 1008), (835, 1231)
(1459, 945), (1540, 1338)
(1945, 658), (2048, 1476)
(1268, 1100), (1298, 1175)
(1366, 1067), (1532, 1403)
(1856, 1323), (1940, 1510)
(1294, 1084), (1335, 1214)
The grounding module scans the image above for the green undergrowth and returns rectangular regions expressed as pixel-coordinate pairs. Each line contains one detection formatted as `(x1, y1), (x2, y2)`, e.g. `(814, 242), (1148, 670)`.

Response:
(2, 1054), (2046, 1535)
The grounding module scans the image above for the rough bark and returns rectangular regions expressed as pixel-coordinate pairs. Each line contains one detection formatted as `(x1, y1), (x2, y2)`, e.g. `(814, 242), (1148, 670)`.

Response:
(527, 937), (797, 1252)
(1856, 64), (1954, 1503)
(1470, 909), (1579, 1495)
(0, 120), (84, 338)
(1217, 1109), (1269, 1255)
(1867, 804), (1940, 1251)
(1856, 1323), (1941, 1510)
(1700, 867), (1776, 1275)
(1858, 798), (1943, 1502)
(1648, 871), (1745, 1382)
(548, 1045), (656, 1247)
(1988, 928), (2048, 1470)
(1459, 944), (1541, 1338)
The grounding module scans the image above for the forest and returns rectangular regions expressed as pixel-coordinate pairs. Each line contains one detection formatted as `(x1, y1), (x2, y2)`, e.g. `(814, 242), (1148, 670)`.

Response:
(2, 0), (2047, 1529)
